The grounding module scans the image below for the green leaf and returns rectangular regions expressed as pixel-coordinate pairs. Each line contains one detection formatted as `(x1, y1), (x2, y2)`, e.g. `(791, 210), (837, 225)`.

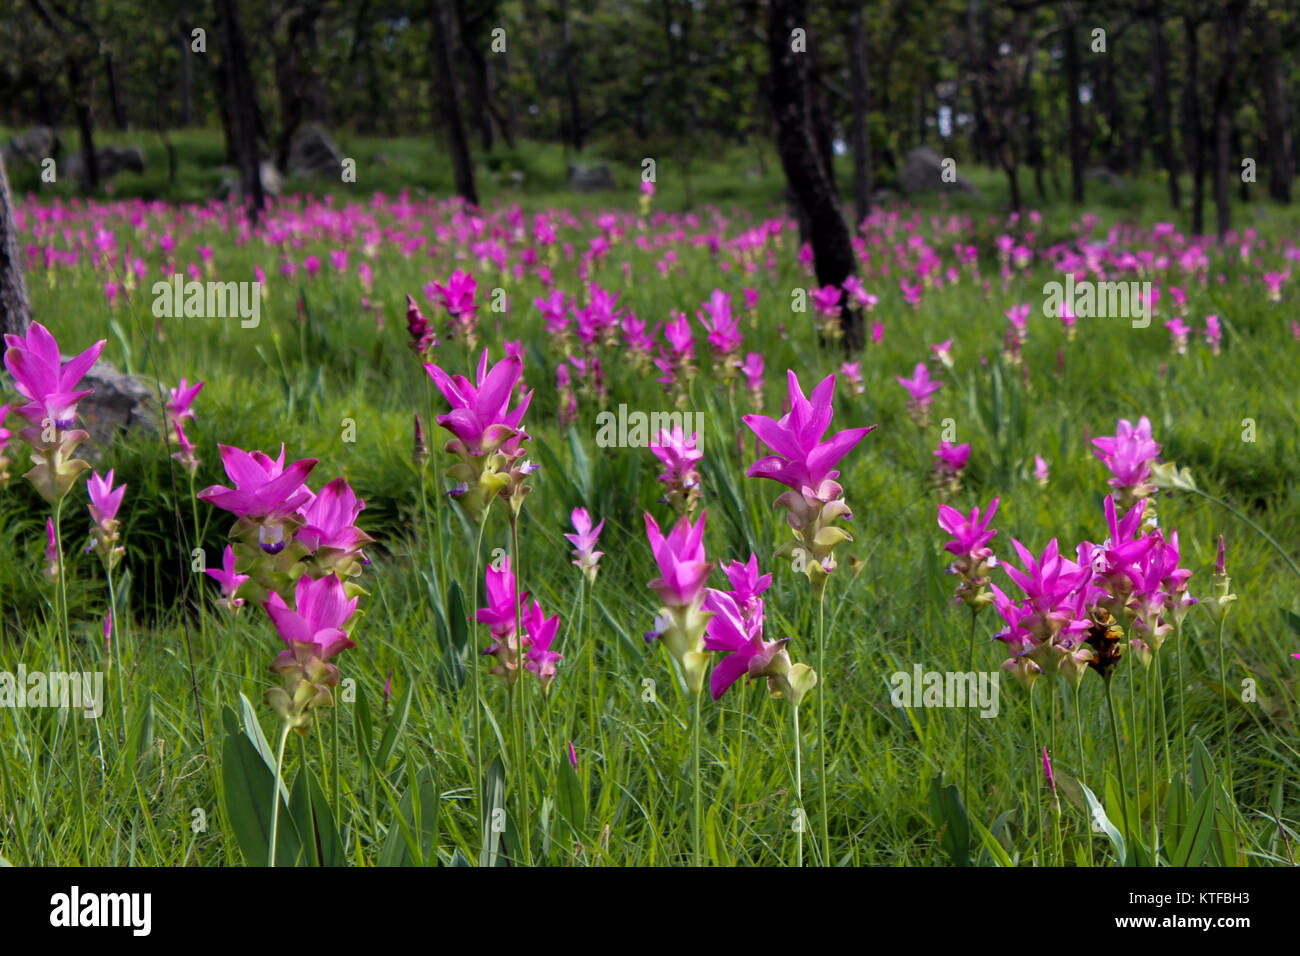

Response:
(378, 766), (440, 867)
(376, 681), (413, 770)
(479, 756), (508, 867)
(289, 764), (344, 867)
(354, 686), (374, 768)
(555, 756), (587, 838)
(970, 814), (1014, 867)
(928, 773), (971, 867)
(130, 693), (155, 772)
(220, 730), (302, 867)
(1079, 780), (1126, 865)
(1170, 784), (1216, 867)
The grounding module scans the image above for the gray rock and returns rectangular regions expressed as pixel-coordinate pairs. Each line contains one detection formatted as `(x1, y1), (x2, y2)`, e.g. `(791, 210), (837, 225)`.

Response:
(65, 144), (146, 182)
(74, 358), (159, 454)
(568, 163), (616, 192)
(2, 126), (59, 167)
(899, 146), (970, 195)
(1087, 166), (1126, 189)
(286, 123), (343, 179)
(215, 160), (283, 201)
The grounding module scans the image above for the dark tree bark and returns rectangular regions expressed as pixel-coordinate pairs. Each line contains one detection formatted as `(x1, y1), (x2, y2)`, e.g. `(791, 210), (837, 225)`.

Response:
(178, 27), (193, 127)
(1212, 1), (1247, 239)
(104, 51), (128, 130)
(0, 154), (33, 338)
(1183, 14), (1205, 235)
(848, 3), (871, 230)
(453, 0), (497, 153)
(965, 0), (991, 166)
(275, 0), (326, 172)
(215, 0), (266, 221)
(559, 0), (583, 152)
(25, 0), (99, 190)
(1259, 15), (1292, 203)
(431, 0), (479, 207)
(1150, 2), (1180, 208)
(1062, 3), (1085, 203)
(769, 0), (862, 350)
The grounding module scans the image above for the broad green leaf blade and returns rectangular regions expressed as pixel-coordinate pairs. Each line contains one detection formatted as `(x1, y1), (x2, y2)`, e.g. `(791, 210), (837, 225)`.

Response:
(221, 731), (302, 867)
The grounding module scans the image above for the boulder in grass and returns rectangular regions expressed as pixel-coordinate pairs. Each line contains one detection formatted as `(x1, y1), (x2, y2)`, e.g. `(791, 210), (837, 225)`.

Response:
(2, 126), (59, 167)
(899, 146), (972, 195)
(75, 358), (159, 456)
(215, 160), (283, 201)
(65, 145), (146, 183)
(568, 164), (616, 192)
(286, 123), (343, 180)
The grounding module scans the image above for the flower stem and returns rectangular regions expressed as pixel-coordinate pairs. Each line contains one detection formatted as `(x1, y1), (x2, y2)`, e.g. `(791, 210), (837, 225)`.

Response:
(509, 513), (532, 866)
(53, 496), (89, 862)
(469, 519), (488, 863)
(815, 587), (830, 865)
(268, 722), (291, 868)
(1104, 678), (1131, 855)
(1028, 682), (1043, 865)
(1215, 614), (1238, 848)
(963, 608), (976, 815)
(1174, 619), (1188, 775)
(106, 563), (126, 736)
(792, 701), (803, 868)
(692, 686), (703, 867)
(1073, 684), (1094, 866)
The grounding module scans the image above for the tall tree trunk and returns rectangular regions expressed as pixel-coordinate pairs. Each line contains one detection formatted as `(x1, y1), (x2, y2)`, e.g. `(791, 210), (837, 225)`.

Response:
(1259, 15), (1292, 204)
(69, 59), (99, 190)
(104, 51), (128, 130)
(1063, 4), (1085, 203)
(1212, 2), (1246, 239)
(559, 0), (583, 152)
(1150, 3), (1179, 208)
(848, 3), (871, 230)
(430, 0), (478, 206)
(0, 154), (33, 338)
(454, 0), (495, 152)
(965, 0), (991, 166)
(1184, 15), (1205, 235)
(769, 0), (861, 350)
(215, 0), (265, 221)
(178, 27), (193, 127)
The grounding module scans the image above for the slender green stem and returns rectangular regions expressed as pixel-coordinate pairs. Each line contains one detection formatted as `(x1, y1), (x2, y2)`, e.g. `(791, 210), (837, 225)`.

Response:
(1146, 661), (1158, 857)
(1154, 647), (1173, 780)
(1073, 684), (1094, 866)
(469, 519), (488, 863)
(815, 588), (829, 865)
(1104, 679), (1131, 854)
(1028, 682), (1043, 865)
(1211, 616), (1232, 811)
(692, 686), (703, 867)
(53, 497), (89, 863)
(509, 513), (532, 865)
(106, 564), (126, 737)
(1174, 619), (1188, 776)
(963, 608), (976, 814)
(792, 701), (803, 868)
(268, 722), (291, 868)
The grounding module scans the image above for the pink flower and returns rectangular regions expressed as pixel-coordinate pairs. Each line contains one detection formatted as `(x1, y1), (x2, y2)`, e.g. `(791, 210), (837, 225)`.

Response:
(522, 599), (562, 690)
(702, 589), (786, 700)
(3, 321), (105, 429)
(1034, 455), (1050, 485)
(1092, 417), (1160, 499)
(644, 511), (713, 610)
(649, 425), (704, 514)
(425, 350), (532, 459)
(565, 507), (605, 584)
(896, 362), (943, 421)
(205, 544), (249, 612)
(197, 444), (317, 550)
(743, 370), (874, 494)
(295, 477), (374, 565)
(166, 377), (204, 425)
(87, 468), (126, 528)
(264, 573), (358, 662)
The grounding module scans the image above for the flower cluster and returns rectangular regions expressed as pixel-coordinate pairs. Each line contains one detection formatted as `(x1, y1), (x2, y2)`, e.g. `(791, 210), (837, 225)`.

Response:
(643, 511), (715, 694)
(743, 371), (875, 593)
(3, 322), (105, 503)
(936, 497), (999, 613)
(649, 425), (703, 516)
(425, 349), (535, 522)
(478, 556), (562, 691)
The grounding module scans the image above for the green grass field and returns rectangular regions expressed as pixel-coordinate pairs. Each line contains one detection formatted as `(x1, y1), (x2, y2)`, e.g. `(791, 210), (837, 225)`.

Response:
(0, 128), (1297, 866)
